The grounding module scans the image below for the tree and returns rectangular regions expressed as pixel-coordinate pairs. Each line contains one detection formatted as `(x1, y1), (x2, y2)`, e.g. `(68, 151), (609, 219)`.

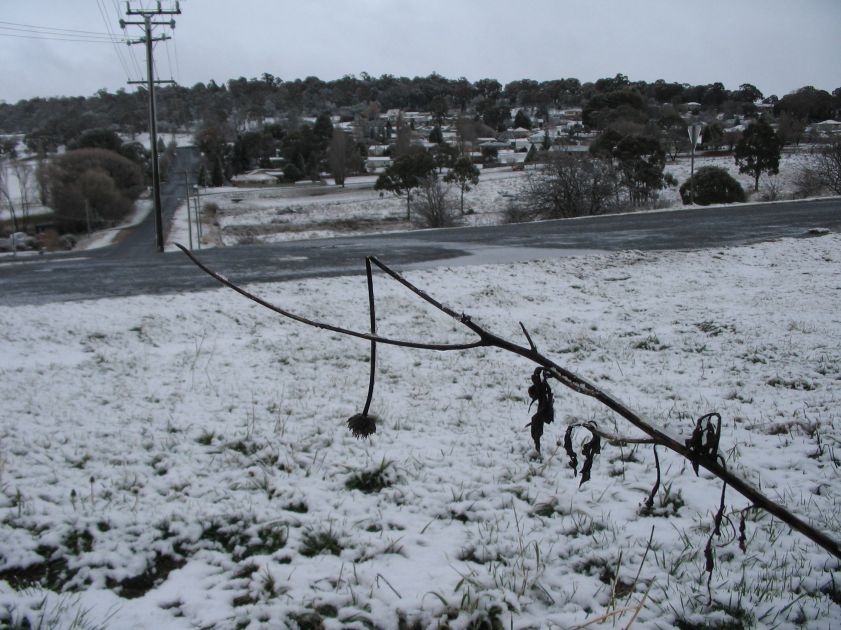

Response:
(327, 128), (351, 187)
(430, 142), (458, 173)
(11, 160), (35, 230)
(428, 125), (443, 144)
(428, 95), (448, 124)
(657, 110), (688, 161)
(519, 153), (619, 219)
(592, 131), (666, 206)
(513, 109), (532, 130)
(444, 156), (480, 214)
(776, 113), (805, 147)
(0, 153), (18, 233)
(411, 175), (457, 228)
(679, 166), (746, 205)
(195, 122), (232, 186)
(374, 148), (436, 220)
(810, 140), (841, 194)
(776, 86), (834, 123)
(734, 118), (782, 191)
(613, 135), (666, 206)
(47, 148), (144, 232)
(68, 128), (123, 153)
(393, 113), (412, 158)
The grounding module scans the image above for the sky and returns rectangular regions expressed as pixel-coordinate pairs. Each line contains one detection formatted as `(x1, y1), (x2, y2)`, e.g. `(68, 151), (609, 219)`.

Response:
(1, 0), (839, 104)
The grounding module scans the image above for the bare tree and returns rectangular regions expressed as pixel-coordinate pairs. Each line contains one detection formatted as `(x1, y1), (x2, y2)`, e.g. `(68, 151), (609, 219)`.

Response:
(12, 160), (34, 230)
(0, 158), (18, 233)
(519, 153), (620, 220)
(411, 175), (458, 228)
(394, 112), (412, 158)
(813, 140), (841, 194)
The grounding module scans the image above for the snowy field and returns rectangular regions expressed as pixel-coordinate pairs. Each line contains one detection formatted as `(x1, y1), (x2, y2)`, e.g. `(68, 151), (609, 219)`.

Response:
(2, 233), (840, 628)
(165, 152), (819, 252)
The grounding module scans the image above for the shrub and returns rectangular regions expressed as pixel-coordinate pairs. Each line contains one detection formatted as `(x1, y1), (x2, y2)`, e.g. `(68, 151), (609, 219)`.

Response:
(679, 166), (746, 205)
(521, 153), (620, 219)
(410, 175), (459, 228)
(48, 148), (144, 232)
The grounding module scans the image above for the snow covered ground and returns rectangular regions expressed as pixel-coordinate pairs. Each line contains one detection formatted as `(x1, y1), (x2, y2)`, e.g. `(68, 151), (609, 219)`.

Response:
(2, 233), (840, 628)
(165, 152), (822, 253)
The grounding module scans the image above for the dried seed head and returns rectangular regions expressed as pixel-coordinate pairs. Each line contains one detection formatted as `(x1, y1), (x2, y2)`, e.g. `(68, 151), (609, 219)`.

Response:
(347, 413), (378, 439)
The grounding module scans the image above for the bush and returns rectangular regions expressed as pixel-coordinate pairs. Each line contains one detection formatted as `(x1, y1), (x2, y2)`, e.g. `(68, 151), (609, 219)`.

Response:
(48, 148), (144, 232)
(521, 153), (620, 219)
(679, 166), (746, 205)
(411, 175), (459, 228)
(283, 163), (303, 182)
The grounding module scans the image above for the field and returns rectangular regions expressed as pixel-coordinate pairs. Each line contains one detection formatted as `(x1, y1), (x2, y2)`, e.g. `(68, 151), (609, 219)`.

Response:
(2, 231), (840, 628)
(165, 152), (818, 251)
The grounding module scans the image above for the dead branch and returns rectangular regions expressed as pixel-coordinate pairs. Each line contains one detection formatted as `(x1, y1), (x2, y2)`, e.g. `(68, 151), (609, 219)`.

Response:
(178, 245), (841, 562)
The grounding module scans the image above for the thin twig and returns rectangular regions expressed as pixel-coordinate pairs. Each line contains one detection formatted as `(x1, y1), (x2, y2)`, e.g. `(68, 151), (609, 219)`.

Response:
(645, 447), (661, 510)
(363, 258), (377, 416)
(520, 322), (537, 352)
(177, 244), (484, 352)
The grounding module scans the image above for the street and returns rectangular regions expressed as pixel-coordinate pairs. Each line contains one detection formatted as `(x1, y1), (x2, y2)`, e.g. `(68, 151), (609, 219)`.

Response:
(0, 173), (838, 307)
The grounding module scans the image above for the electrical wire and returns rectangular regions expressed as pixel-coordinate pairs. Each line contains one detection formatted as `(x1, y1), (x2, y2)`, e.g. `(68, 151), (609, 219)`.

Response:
(93, 0), (134, 82)
(111, 0), (144, 80)
(0, 31), (125, 43)
(0, 20), (126, 39)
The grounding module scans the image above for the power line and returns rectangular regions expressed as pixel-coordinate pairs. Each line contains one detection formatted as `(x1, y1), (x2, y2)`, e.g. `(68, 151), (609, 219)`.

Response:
(0, 31), (126, 44)
(94, 0), (133, 81)
(0, 20), (126, 38)
(111, 0), (143, 80)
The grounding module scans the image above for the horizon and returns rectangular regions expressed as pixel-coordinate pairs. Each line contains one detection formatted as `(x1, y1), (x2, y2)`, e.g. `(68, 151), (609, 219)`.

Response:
(1, 0), (839, 105)
(1, 69), (836, 107)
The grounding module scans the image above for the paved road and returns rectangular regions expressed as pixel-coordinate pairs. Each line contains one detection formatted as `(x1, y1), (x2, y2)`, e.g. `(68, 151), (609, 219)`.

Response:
(1, 192), (838, 306)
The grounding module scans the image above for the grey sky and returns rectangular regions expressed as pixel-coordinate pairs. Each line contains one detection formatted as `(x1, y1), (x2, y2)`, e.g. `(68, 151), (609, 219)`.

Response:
(1, 0), (839, 104)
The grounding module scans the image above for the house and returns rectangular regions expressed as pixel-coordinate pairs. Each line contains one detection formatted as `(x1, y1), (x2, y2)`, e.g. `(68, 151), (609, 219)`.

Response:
(497, 150), (528, 166)
(365, 156), (393, 173)
(813, 120), (841, 135)
(231, 170), (282, 187)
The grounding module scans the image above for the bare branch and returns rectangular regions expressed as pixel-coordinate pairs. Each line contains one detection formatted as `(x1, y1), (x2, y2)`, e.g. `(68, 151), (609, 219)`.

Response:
(178, 245), (841, 562)
(362, 257), (377, 416)
(177, 244), (485, 352)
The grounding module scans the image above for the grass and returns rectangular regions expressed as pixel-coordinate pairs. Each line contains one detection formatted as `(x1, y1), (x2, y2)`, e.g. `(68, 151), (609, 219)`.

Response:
(300, 528), (343, 557)
(345, 459), (394, 494)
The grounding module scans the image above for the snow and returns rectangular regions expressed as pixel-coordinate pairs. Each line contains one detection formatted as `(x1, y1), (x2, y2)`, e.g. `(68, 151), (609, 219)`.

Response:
(2, 232), (840, 628)
(163, 152), (828, 254)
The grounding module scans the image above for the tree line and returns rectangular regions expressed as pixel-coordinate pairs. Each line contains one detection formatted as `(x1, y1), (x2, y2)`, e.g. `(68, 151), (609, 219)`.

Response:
(2, 73), (839, 236)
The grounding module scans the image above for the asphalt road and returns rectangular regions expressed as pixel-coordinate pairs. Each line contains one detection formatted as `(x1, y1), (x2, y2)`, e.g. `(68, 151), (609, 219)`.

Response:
(1, 182), (838, 307)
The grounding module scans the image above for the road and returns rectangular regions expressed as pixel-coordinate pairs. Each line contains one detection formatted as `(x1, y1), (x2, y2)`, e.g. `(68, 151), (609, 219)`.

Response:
(0, 175), (838, 306)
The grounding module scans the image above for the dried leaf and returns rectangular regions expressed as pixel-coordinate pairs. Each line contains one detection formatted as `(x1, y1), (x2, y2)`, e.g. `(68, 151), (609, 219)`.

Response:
(563, 425), (578, 475)
(579, 433), (601, 487)
(685, 412), (722, 475)
(526, 368), (555, 453)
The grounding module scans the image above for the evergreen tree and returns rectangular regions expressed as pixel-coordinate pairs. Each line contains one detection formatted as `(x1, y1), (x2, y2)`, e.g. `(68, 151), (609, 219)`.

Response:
(734, 118), (782, 191)
(375, 148), (436, 220)
(444, 156), (480, 214)
(513, 109), (532, 130)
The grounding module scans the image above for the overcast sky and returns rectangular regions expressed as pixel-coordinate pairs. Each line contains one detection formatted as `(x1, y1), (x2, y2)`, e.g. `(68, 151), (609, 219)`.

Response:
(1, 0), (839, 104)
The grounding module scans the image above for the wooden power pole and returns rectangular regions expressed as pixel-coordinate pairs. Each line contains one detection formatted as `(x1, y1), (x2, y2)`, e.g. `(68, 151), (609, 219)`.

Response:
(121, 2), (180, 252)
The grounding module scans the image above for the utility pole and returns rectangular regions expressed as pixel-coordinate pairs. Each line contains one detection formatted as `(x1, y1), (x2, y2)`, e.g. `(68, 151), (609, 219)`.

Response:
(121, 2), (180, 253)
